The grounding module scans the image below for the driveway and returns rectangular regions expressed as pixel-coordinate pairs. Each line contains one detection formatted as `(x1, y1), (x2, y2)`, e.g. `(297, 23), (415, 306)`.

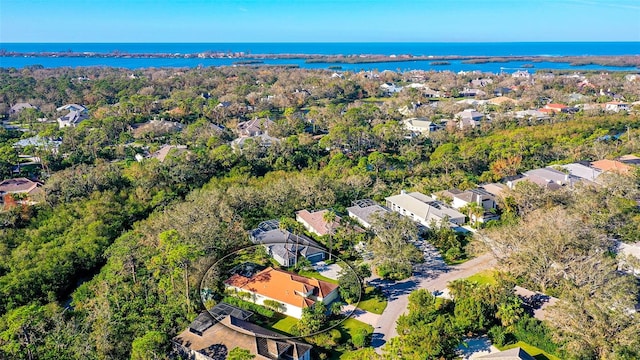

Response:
(370, 252), (497, 352)
(311, 261), (342, 280)
(342, 304), (380, 327)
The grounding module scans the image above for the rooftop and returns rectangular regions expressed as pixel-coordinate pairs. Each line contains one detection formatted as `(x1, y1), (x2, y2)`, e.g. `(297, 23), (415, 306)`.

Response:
(559, 163), (602, 182)
(0, 178), (41, 194)
(295, 209), (341, 236)
(479, 183), (508, 197)
(346, 200), (390, 225)
(618, 154), (640, 166)
(174, 308), (311, 360)
(250, 221), (325, 259)
(386, 191), (465, 222)
(224, 267), (338, 309)
(591, 159), (632, 174)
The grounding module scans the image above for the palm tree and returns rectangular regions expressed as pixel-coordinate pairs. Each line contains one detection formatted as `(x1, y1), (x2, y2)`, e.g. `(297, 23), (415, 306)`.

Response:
(330, 301), (344, 318)
(461, 202), (484, 226)
(322, 210), (337, 261)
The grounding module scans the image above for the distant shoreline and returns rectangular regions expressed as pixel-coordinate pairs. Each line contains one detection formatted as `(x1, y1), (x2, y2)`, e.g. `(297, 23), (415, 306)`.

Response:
(1, 50), (639, 68)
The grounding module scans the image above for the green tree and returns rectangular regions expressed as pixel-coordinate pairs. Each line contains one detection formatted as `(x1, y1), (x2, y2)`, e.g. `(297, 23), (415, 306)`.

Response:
(130, 331), (167, 360)
(369, 212), (422, 280)
(228, 347), (255, 360)
(338, 267), (362, 304)
(295, 302), (327, 336)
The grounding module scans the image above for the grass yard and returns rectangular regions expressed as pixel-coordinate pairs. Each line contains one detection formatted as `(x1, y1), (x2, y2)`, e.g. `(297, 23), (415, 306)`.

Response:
(297, 269), (339, 284)
(356, 286), (387, 314)
(465, 270), (497, 285)
(340, 318), (374, 338)
(500, 342), (561, 360)
(269, 315), (299, 335)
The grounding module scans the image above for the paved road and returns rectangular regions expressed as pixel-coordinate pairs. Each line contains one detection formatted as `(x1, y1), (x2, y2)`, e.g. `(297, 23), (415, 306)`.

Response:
(369, 251), (497, 352)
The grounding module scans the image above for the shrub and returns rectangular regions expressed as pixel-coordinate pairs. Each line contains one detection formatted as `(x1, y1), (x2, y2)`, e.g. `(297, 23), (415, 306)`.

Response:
(352, 328), (370, 348)
(488, 325), (515, 347)
(376, 262), (411, 280)
(512, 317), (558, 354)
(222, 297), (275, 318)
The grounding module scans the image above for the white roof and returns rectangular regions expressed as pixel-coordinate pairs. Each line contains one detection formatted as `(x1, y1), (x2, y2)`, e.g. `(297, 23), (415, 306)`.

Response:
(386, 192), (465, 222)
(559, 163), (602, 182)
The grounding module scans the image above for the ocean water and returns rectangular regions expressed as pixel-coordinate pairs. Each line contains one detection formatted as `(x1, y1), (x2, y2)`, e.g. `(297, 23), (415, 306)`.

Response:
(1, 42), (639, 72)
(3, 42), (640, 56)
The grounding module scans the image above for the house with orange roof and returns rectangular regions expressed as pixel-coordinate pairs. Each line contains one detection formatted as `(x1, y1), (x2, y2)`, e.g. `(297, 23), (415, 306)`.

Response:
(590, 159), (632, 174)
(295, 209), (341, 237)
(224, 267), (339, 319)
(543, 103), (568, 113)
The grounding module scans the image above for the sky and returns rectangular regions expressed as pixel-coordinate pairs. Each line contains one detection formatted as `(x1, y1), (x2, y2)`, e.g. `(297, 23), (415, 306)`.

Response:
(1, 0), (639, 43)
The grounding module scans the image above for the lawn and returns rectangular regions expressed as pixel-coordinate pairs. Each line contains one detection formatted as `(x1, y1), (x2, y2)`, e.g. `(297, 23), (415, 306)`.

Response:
(269, 315), (299, 335)
(298, 269), (339, 285)
(356, 286), (387, 314)
(465, 270), (497, 285)
(340, 318), (374, 338)
(500, 342), (561, 360)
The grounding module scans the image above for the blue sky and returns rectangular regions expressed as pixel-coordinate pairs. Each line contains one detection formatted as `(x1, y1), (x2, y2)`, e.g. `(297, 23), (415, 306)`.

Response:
(1, 0), (639, 42)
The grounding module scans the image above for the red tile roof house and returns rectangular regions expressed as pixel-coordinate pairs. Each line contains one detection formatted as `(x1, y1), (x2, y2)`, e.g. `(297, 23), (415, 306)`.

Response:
(224, 267), (339, 319)
(590, 159), (633, 174)
(0, 177), (44, 209)
(543, 103), (568, 113)
(295, 209), (341, 237)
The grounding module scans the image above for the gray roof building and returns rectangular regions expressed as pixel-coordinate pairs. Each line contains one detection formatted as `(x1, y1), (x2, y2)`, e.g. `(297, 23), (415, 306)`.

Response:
(250, 220), (325, 266)
(523, 167), (574, 186)
(174, 305), (312, 360)
(559, 163), (602, 182)
(10, 102), (37, 115)
(346, 199), (390, 229)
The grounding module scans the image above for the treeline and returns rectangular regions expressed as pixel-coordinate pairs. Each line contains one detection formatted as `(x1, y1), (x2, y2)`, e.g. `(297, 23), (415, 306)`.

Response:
(0, 168), (378, 359)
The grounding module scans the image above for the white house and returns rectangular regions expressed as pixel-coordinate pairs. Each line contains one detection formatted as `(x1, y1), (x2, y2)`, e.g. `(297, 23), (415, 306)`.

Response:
(512, 70), (531, 79)
(455, 109), (484, 129)
(402, 117), (441, 136)
(442, 188), (499, 223)
(380, 83), (403, 94)
(56, 104), (89, 128)
(604, 101), (629, 113)
(385, 191), (466, 229)
(224, 267), (339, 319)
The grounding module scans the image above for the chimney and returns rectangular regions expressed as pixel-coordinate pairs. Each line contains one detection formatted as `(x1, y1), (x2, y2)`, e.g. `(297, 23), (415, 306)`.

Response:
(401, 189), (406, 195)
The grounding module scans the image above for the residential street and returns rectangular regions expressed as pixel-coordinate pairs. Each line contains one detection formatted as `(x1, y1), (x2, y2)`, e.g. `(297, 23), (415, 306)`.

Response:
(369, 251), (497, 352)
